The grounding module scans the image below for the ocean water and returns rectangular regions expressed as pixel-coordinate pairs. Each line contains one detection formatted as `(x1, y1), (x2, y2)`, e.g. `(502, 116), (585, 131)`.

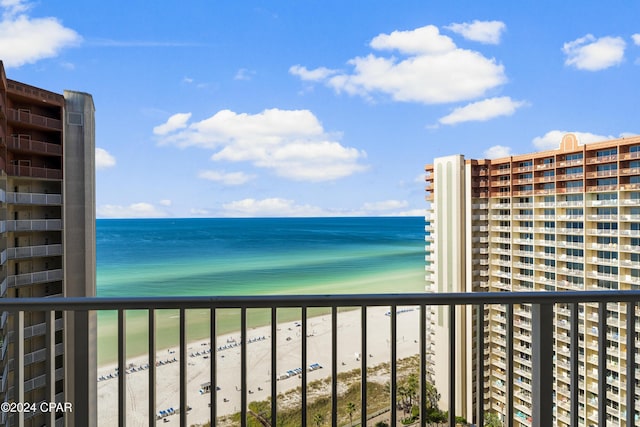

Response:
(97, 217), (426, 364)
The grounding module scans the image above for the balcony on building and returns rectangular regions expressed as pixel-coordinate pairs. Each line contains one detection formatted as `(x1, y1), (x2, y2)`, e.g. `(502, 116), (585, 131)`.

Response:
(6, 108), (62, 131)
(6, 134), (62, 157)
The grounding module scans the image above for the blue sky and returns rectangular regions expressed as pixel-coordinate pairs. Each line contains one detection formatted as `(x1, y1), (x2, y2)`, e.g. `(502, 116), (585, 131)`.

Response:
(2, 0), (639, 218)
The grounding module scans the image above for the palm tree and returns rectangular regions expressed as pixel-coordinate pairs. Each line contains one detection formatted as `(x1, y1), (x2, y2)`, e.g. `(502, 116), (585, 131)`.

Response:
(405, 373), (419, 407)
(484, 412), (503, 427)
(313, 412), (324, 427)
(346, 402), (356, 426)
(424, 381), (441, 410)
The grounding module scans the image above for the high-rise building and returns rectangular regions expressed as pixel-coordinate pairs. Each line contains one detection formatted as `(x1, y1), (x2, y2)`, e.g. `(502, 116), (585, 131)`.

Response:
(0, 61), (96, 427)
(425, 134), (640, 426)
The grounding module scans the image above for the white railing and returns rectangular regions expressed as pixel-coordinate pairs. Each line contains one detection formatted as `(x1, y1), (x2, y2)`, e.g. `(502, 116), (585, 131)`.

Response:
(7, 244), (63, 259)
(6, 192), (62, 205)
(7, 269), (63, 287)
(5, 219), (62, 232)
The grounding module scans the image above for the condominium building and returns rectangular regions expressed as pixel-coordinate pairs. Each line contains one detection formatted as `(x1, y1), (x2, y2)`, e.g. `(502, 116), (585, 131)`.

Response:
(425, 133), (640, 426)
(0, 61), (96, 426)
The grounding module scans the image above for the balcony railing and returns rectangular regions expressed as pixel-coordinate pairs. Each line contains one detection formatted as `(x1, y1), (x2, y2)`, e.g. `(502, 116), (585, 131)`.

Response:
(7, 269), (63, 288)
(6, 219), (62, 232)
(6, 136), (62, 156)
(6, 165), (62, 180)
(7, 108), (62, 131)
(6, 192), (62, 205)
(1, 292), (640, 427)
(7, 244), (63, 260)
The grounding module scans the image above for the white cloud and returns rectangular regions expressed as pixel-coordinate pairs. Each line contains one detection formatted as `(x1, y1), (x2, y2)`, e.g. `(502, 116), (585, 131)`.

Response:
(414, 173), (426, 183)
(198, 170), (255, 185)
(95, 148), (116, 170)
(484, 145), (513, 159)
(159, 199), (172, 206)
(0, 1), (81, 68)
(97, 202), (168, 219)
(388, 208), (426, 217)
(532, 130), (616, 150)
(1, 0), (30, 18)
(155, 108), (368, 182)
(219, 197), (424, 218)
(369, 25), (456, 54)
(445, 20), (506, 44)
(234, 68), (255, 80)
(153, 112), (191, 135)
(189, 208), (210, 216)
(633, 34), (640, 46)
(221, 198), (327, 217)
(438, 96), (526, 125)
(292, 25), (506, 104)
(563, 34), (626, 71)
(289, 65), (338, 81)
(362, 200), (408, 211)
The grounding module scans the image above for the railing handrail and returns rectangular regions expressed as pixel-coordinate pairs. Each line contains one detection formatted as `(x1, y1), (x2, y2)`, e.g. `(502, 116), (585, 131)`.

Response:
(2, 290), (640, 311)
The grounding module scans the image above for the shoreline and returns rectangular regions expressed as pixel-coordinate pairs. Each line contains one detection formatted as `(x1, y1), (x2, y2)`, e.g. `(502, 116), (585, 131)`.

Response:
(97, 305), (423, 426)
(97, 269), (426, 366)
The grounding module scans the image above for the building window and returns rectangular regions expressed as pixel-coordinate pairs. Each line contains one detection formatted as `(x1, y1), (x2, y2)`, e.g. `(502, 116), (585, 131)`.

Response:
(597, 178), (617, 186)
(566, 166), (583, 175)
(596, 236), (617, 245)
(596, 193), (617, 201)
(597, 251), (617, 260)
(566, 153), (583, 161)
(567, 248), (583, 257)
(597, 222), (618, 230)
(597, 148), (618, 157)
(596, 163), (617, 171)
(596, 207), (617, 215)
(567, 262), (584, 271)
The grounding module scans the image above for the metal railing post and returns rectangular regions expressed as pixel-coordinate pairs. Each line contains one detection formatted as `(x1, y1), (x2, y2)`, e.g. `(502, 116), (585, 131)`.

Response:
(531, 303), (553, 427)
(148, 310), (156, 427)
(420, 304), (427, 427)
(118, 309), (126, 427)
(448, 305), (455, 427)
(45, 310), (56, 427)
(570, 303), (579, 427)
(506, 304), (513, 427)
(361, 305), (367, 426)
(627, 302), (636, 427)
(475, 304), (484, 427)
(180, 308), (187, 427)
(13, 310), (24, 427)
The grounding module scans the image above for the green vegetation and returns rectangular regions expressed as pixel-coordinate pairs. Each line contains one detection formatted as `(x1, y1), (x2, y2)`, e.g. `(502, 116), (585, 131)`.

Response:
(484, 411), (503, 427)
(200, 355), (468, 427)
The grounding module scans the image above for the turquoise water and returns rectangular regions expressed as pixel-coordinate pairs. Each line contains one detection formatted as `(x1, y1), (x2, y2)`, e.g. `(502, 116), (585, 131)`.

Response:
(96, 217), (426, 363)
(97, 217), (425, 296)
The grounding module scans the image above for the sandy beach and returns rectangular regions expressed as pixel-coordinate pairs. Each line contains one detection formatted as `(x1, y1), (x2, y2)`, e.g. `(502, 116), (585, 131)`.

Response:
(97, 305), (423, 426)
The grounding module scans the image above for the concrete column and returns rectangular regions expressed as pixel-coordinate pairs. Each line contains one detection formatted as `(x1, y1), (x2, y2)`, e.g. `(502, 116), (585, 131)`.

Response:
(63, 90), (97, 427)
